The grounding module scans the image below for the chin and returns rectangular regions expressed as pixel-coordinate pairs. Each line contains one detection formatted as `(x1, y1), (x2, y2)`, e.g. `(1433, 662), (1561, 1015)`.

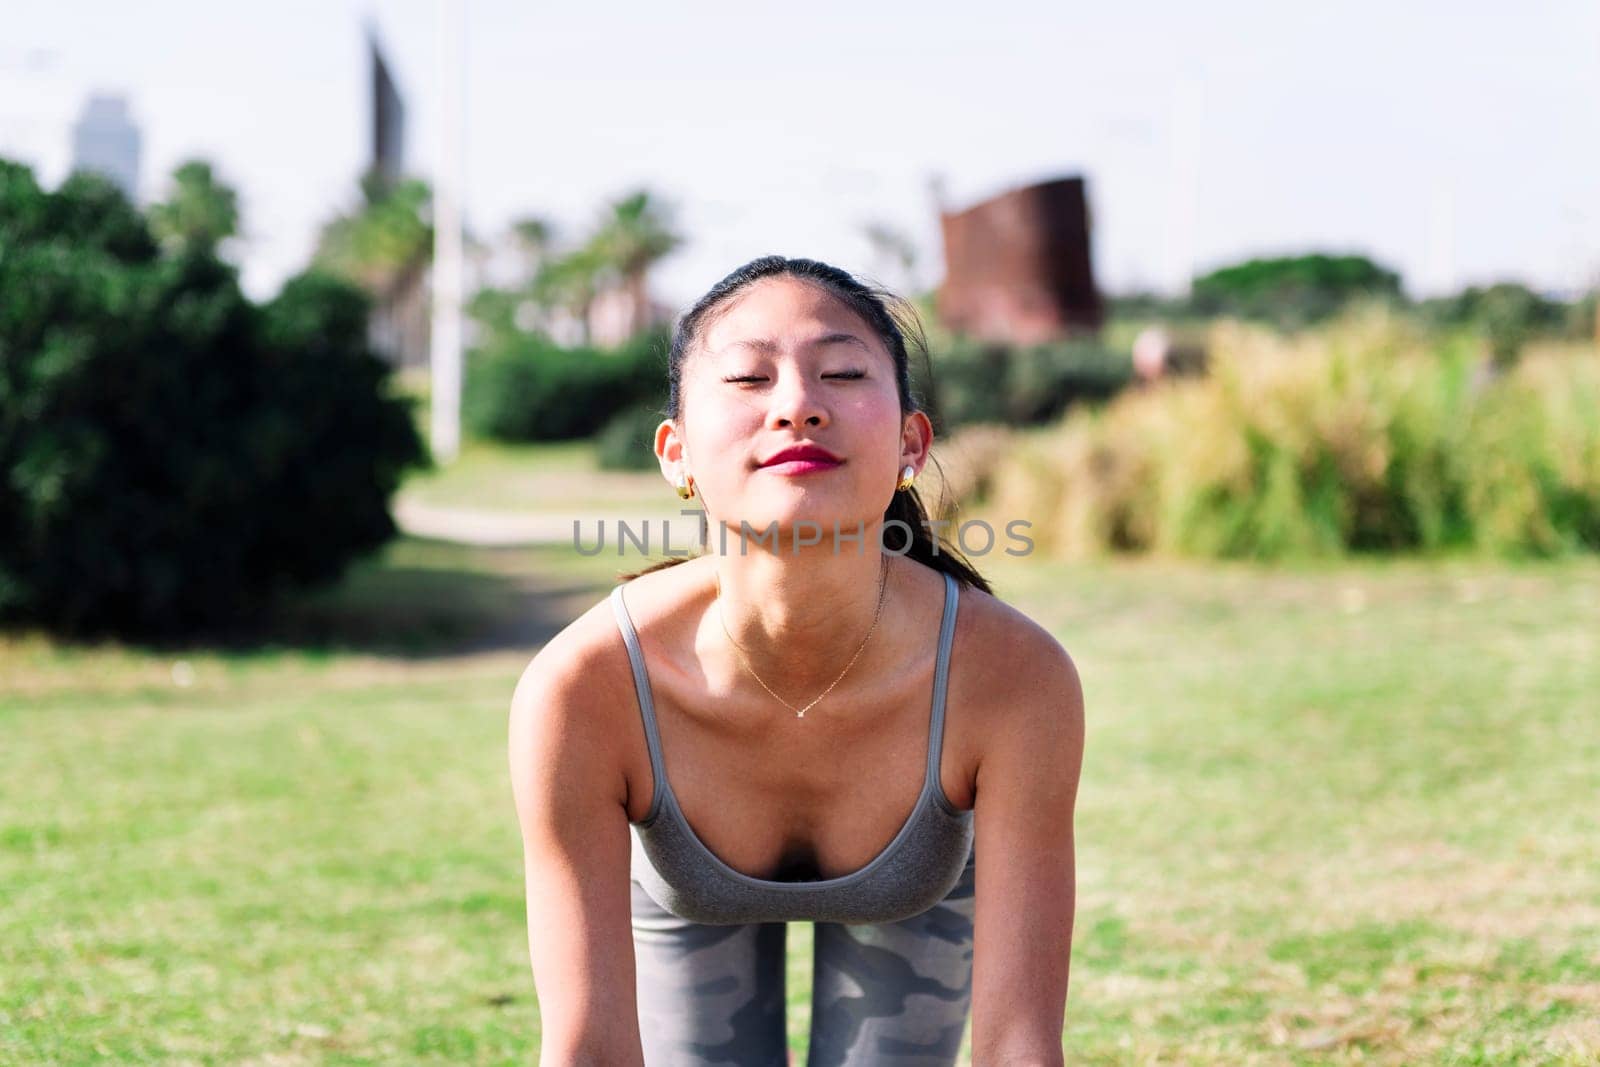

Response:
(723, 498), (855, 537)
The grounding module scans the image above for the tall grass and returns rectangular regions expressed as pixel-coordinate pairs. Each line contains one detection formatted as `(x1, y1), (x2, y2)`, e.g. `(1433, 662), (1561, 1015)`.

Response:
(967, 309), (1600, 560)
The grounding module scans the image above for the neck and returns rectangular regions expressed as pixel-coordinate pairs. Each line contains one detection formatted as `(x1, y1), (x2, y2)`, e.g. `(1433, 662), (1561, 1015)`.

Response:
(705, 519), (895, 700)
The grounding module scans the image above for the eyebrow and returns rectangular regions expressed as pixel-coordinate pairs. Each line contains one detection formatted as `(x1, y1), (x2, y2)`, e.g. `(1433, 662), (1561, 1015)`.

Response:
(721, 332), (872, 356)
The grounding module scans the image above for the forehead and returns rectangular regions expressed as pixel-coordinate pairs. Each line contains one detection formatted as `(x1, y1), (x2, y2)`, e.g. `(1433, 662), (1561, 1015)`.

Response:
(699, 276), (884, 359)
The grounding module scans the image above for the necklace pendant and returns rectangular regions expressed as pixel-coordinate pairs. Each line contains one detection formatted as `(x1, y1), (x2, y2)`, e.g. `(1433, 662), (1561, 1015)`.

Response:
(717, 560), (888, 723)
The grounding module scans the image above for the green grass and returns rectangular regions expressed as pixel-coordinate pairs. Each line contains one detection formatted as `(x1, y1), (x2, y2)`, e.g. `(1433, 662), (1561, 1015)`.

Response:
(3, 535), (1598, 1064)
(399, 437), (673, 515)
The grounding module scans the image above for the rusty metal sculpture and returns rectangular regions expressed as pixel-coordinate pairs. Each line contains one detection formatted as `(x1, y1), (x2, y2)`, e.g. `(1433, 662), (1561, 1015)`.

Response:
(936, 176), (1103, 344)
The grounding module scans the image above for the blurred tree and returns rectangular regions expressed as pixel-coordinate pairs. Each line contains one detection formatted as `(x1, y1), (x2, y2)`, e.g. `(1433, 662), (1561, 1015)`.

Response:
(1474, 284), (1564, 369)
(496, 215), (559, 335)
(147, 159), (239, 256)
(1191, 253), (1404, 329)
(311, 172), (433, 297)
(1569, 288), (1600, 344)
(1418, 281), (1569, 369)
(312, 173), (435, 367)
(467, 216), (568, 345)
(533, 242), (608, 345)
(466, 192), (679, 349)
(0, 157), (428, 638)
(587, 189), (682, 337)
(2, 161), (158, 262)
(511, 215), (557, 281)
(1105, 290), (1195, 320)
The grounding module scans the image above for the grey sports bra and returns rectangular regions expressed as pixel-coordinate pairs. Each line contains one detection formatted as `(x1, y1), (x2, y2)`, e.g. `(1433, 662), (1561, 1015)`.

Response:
(610, 569), (975, 926)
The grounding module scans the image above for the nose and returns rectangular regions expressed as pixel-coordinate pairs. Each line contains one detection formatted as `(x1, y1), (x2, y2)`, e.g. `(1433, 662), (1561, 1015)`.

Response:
(765, 368), (828, 430)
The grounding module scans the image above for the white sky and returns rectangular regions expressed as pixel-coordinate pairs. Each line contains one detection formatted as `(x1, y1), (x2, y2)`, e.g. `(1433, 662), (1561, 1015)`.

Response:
(3, 1), (1597, 306)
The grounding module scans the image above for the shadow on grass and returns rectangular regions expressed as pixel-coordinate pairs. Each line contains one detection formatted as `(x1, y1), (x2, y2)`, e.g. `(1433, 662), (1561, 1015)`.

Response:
(12, 536), (628, 660)
(251, 536), (630, 658)
(255, 561), (592, 660)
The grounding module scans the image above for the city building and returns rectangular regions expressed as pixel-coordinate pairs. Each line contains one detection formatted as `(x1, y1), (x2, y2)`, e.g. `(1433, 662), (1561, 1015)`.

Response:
(70, 94), (141, 201)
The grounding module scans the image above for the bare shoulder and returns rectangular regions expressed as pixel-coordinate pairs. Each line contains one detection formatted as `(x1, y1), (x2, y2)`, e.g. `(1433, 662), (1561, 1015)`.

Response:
(508, 587), (641, 807)
(951, 581), (1085, 772)
(509, 564), (706, 820)
(512, 590), (632, 716)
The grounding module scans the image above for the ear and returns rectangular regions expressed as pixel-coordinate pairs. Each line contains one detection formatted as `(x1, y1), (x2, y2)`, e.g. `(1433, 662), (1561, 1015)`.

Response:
(655, 418), (686, 484)
(898, 410), (934, 476)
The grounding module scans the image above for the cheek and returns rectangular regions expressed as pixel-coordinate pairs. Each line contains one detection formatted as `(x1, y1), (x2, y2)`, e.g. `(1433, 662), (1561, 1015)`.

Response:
(852, 392), (906, 450)
(704, 405), (763, 450)
(842, 401), (911, 484)
(680, 389), (759, 452)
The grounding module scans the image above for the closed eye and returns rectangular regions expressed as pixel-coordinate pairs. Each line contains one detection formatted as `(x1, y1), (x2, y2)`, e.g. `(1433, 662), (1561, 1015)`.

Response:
(721, 370), (865, 383)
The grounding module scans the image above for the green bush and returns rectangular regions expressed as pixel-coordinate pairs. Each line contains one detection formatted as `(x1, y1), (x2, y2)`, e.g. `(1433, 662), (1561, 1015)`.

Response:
(463, 327), (668, 442)
(0, 160), (429, 638)
(247, 272), (434, 585)
(920, 335), (1131, 432)
(972, 309), (1600, 561)
(593, 402), (666, 471)
(1417, 282), (1569, 368)
(1566, 290), (1598, 341)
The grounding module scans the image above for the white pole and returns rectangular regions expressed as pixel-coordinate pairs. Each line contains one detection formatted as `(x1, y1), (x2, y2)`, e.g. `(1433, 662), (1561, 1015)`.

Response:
(430, 0), (465, 464)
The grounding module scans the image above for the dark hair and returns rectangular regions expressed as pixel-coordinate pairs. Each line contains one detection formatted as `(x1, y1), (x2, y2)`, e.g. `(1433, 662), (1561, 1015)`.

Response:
(619, 254), (991, 594)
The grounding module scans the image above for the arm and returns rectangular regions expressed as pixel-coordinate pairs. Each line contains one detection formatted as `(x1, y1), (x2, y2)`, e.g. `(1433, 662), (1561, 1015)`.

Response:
(968, 625), (1086, 1065)
(508, 637), (645, 1067)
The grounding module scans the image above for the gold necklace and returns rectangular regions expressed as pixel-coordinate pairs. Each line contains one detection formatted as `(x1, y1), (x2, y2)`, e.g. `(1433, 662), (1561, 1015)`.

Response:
(715, 560), (889, 718)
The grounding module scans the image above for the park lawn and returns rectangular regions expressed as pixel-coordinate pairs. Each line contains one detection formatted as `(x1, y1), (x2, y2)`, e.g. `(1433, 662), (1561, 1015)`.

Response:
(398, 437), (671, 515)
(2, 535), (1598, 1065)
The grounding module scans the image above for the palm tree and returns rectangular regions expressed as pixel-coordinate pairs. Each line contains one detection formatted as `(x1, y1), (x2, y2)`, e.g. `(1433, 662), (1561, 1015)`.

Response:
(505, 216), (558, 334)
(148, 160), (239, 256)
(312, 174), (433, 297)
(533, 243), (608, 345)
(311, 173), (435, 366)
(588, 189), (682, 337)
(510, 215), (557, 282)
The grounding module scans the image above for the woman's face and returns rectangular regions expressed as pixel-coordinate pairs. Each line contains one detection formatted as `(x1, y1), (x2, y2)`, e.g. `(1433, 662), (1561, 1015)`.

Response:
(657, 275), (930, 539)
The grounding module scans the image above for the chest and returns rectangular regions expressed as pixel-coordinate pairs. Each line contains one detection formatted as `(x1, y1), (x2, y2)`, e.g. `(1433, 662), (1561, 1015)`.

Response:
(622, 656), (979, 883)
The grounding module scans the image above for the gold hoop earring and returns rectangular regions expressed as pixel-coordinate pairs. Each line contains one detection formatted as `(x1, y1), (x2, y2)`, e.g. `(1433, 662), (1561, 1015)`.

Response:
(896, 464), (915, 492)
(675, 470), (695, 500)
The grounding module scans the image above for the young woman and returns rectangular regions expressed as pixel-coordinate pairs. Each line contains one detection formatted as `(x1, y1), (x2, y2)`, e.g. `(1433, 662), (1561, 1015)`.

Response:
(509, 256), (1085, 1066)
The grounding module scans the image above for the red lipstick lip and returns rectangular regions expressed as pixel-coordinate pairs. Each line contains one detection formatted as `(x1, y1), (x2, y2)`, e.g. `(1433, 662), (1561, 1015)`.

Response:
(758, 444), (842, 467)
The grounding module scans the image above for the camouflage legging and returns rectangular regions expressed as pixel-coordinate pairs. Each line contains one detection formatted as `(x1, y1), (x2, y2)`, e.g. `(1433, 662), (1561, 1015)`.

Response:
(630, 848), (977, 1066)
